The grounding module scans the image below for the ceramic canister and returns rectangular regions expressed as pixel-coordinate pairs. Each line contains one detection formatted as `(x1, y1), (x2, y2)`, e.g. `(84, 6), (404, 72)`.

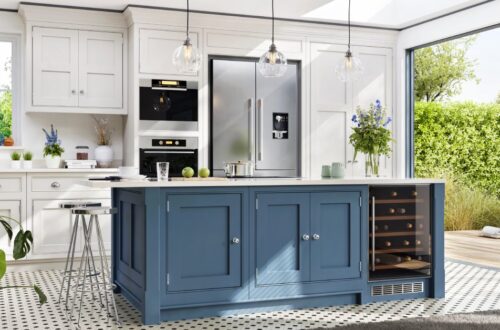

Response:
(331, 162), (345, 178)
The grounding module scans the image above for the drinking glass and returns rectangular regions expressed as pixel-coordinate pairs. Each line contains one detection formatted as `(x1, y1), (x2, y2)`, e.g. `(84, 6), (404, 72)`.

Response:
(156, 162), (170, 181)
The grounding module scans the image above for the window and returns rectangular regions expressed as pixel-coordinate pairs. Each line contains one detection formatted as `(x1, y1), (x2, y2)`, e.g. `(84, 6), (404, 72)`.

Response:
(0, 34), (19, 144)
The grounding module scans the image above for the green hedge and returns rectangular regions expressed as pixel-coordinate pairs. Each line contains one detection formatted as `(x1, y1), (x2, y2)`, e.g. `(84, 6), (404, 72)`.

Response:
(414, 101), (500, 197)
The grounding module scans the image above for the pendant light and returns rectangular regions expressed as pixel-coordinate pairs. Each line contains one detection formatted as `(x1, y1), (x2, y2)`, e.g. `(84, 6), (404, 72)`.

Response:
(257, 0), (287, 77)
(335, 0), (363, 82)
(172, 0), (201, 73)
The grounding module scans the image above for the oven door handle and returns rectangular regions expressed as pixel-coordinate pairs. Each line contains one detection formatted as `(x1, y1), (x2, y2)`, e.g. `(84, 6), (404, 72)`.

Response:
(143, 151), (196, 154)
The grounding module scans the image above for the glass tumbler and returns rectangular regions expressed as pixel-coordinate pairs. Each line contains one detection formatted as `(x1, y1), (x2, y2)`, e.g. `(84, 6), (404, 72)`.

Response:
(156, 162), (170, 181)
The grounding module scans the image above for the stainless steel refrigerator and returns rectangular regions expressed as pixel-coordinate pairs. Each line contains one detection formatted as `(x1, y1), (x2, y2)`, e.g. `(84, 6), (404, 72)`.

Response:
(210, 57), (300, 177)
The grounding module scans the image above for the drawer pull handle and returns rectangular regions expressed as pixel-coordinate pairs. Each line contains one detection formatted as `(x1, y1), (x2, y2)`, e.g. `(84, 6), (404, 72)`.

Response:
(312, 234), (320, 240)
(51, 182), (61, 188)
(231, 237), (240, 245)
(302, 234), (310, 241)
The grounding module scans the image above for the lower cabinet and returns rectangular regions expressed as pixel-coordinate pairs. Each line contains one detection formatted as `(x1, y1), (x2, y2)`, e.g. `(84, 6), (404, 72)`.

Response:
(0, 200), (23, 260)
(166, 193), (242, 292)
(255, 191), (362, 286)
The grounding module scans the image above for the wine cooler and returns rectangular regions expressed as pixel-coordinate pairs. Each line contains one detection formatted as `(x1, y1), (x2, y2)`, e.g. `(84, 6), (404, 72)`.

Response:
(369, 185), (432, 281)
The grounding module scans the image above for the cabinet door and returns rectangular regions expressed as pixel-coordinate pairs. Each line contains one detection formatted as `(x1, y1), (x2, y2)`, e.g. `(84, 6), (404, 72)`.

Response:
(139, 29), (199, 76)
(78, 31), (123, 108)
(310, 192), (361, 281)
(33, 27), (79, 106)
(167, 193), (242, 291)
(0, 201), (22, 260)
(255, 193), (310, 285)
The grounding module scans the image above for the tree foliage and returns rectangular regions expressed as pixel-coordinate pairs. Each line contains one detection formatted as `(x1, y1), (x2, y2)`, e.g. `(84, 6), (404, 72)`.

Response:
(0, 90), (12, 137)
(496, 91), (500, 104)
(414, 101), (500, 197)
(414, 37), (479, 102)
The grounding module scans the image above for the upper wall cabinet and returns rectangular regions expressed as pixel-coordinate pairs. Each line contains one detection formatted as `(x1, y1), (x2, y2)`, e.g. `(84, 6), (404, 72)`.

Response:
(139, 29), (199, 76)
(31, 27), (125, 114)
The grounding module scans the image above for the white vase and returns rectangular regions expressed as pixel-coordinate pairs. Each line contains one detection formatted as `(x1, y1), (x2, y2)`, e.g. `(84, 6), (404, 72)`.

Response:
(11, 160), (21, 169)
(95, 145), (114, 168)
(45, 156), (61, 169)
(23, 160), (33, 169)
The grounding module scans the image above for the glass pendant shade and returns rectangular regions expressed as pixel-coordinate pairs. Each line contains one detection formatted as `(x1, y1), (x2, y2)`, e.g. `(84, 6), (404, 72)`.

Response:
(172, 38), (201, 74)
(257, 44), (288, 77)
(335, 50), (364, 82)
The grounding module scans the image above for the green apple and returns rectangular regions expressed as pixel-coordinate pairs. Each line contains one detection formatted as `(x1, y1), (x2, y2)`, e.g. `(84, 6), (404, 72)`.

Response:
(199, 167), (210, 178)
(182, 167), (195, 178)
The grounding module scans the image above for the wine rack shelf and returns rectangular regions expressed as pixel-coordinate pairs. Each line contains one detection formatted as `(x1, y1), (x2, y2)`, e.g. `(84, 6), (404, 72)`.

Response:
(370, 215), (424, 221)
(371, 260), (430, 271)
(370, 199), (424, 204)
(370, 231), (424, 237)
(370, 247), (425, 254)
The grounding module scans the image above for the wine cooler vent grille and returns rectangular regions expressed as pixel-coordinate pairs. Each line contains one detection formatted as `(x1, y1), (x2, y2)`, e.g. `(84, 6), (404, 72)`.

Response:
(371, 282), (424, 296)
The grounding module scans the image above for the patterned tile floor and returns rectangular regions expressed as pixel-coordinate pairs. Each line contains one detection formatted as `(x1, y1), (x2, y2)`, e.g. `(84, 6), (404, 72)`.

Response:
(1, 260), (500, 330)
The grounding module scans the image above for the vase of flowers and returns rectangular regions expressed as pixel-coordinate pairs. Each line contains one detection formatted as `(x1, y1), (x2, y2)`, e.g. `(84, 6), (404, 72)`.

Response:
(42, 125), (64, 169)
(349, 100), (393, 177)
(93, 116), (114, 168)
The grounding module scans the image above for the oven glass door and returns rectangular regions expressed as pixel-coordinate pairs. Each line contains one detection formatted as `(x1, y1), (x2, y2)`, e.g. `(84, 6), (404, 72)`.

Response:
(140, 149), (198, 178)
(140, 88), (198, 122)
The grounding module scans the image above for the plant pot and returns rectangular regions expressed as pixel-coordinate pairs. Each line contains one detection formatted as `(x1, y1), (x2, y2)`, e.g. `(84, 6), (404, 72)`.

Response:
(11, 160), (21, 169)
(45, 156), (61, 169)
(23, 160), (33, 169)
(95, 145), (114, 168)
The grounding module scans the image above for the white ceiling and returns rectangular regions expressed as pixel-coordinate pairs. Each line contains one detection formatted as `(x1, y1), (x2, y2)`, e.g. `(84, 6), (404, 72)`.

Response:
(0, 0), (492, 29)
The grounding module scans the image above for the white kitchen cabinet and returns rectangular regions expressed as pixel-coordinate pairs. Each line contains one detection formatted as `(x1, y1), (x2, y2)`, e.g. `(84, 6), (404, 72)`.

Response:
(0, 174), (26, 261)
(31, 27), (124, 113)
(32, 27), (79, 107)
(139, 29), (199, 76)
(0, 200), (23, 260)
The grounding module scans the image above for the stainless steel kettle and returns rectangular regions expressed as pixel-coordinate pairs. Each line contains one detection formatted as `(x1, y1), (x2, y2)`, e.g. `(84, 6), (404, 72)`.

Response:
(223, 161), (254, 177)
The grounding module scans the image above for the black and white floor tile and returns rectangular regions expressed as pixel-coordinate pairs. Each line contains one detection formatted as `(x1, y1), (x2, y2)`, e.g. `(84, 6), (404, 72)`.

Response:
(1, 260), (500, 330)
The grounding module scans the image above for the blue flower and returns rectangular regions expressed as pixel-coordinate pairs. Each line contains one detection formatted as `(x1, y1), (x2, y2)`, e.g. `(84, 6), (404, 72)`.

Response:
(375, 99), (382, 110)
(351, 114), (357, 123)
(383, 117), (392, 127)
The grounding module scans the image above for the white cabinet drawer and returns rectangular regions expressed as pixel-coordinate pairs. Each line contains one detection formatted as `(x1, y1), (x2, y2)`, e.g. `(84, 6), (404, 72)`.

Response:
(0, 177), (23, 193)
(31, 177), (102, 192)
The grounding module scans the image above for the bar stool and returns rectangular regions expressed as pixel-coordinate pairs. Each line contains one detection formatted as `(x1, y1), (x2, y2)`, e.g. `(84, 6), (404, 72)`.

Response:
(58, 202), (102, 310)
(69, 207), (119, 327)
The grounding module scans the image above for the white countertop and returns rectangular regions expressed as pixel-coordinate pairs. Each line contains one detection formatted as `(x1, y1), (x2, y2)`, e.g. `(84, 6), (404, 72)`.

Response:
(0, 168), (119, 173)
(85, 177), (445, 188)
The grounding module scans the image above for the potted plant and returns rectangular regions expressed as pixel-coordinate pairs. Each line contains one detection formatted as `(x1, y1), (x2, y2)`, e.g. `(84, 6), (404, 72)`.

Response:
(42, 125), (64, 169)
(350, 100), (393, 177)
(23, 151), (33, 169)
(93, 116), (114, 168)
(0, 215), (47, 305)
(10, 151), (21, 169)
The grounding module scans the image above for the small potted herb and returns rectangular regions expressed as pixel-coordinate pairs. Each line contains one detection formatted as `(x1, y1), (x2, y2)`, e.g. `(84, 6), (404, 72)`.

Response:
(10, 151), (21, 169)
(42, 125), (64, 169)
(23, 151), (33, 169)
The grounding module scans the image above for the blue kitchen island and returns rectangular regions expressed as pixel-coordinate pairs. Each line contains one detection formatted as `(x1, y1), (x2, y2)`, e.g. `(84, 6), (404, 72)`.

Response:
(88, 178), (445, 325)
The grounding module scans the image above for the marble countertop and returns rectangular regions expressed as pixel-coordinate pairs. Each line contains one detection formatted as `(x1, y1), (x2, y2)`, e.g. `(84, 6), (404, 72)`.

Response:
(0, 168), (119, 173)
(85, 177), (445, 188)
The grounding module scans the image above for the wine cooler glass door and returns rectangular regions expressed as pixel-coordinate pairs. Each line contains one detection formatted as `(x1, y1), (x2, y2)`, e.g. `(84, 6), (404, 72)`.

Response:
(369, 185), (432, 281)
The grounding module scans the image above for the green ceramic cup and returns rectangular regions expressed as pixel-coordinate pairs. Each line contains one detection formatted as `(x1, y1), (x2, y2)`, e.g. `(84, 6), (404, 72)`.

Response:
(331, 162), (345, 178)
(321, 165), (331, 178)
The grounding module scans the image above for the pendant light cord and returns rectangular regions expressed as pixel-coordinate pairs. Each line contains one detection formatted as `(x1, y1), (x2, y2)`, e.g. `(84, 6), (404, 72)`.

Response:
(348, 0), (351, 51)
(186, 0), (190, 38)
(272, 0), (275, 44)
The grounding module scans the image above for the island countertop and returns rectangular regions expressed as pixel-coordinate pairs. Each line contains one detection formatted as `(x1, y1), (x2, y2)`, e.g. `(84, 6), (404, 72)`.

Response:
(85, 177), (445, 188)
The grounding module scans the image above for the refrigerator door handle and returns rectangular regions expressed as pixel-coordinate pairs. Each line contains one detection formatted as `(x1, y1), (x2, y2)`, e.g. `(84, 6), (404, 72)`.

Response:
(248, 98), (255, 161)
(257, 98), (264, 161)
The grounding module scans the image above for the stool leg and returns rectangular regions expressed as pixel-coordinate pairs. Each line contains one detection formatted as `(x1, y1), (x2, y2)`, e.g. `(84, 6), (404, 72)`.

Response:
(77, 215), (94, 327)
(59, 213), (79, 309)
(96, 215), (120, 324)
(81, 216), (104, 308)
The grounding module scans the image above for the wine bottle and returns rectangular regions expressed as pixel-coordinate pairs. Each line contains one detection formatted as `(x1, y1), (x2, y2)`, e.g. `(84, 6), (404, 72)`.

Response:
(398, 208), (406, 214)
(383, 224), (389, 231)
(403, 256), (412, 262)
(412, 190), (418, 197)
(416, 240), (422, 246)
(406, 223), (414, 230)
(384, 241), (392, 247)
(391, 191), (398, 197)
(376, 254), (402, 264)
(403, 240), (410, 246)
(388, 208), (396, 214)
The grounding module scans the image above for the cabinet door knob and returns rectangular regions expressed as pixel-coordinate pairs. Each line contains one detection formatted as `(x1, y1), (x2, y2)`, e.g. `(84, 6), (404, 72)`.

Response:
(71, 90), (76, 94)
(302, 234), (310, 241)
(312, 234), (320, 240)
(80, 90), (84, 94)
(51, 182), (60, 188)
(231, 237), (240, 244)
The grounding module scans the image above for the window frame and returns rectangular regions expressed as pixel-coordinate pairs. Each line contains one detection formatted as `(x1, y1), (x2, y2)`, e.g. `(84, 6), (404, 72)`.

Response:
(0, 33), (21, 144)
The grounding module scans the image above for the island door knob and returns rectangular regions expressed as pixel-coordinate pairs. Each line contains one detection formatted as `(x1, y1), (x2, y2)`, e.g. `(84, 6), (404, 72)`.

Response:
(51, 182), (60, 188)
(231, 237), (240, 245)
(302, 234), (310, 241)
(312, 234), (320, 240)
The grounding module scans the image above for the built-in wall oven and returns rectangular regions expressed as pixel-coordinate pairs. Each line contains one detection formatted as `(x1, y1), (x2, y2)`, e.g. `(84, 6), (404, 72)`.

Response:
(139, 137), (198, 178)
(139, 79), (198, 131)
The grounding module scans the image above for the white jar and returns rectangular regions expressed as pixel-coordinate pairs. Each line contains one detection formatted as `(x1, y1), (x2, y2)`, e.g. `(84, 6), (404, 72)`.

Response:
(95, 145), (114, 168)
(45, 156), (61, 169)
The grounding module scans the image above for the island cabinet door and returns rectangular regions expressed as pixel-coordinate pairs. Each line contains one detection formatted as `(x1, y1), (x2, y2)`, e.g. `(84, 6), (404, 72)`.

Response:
(166, 194), (242, 292)
(310, 192), (361, 281)
(255, 193), (310, 285)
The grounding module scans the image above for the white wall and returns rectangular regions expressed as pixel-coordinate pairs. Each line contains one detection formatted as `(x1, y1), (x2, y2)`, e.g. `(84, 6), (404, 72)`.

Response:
(395, 1), (500, 177)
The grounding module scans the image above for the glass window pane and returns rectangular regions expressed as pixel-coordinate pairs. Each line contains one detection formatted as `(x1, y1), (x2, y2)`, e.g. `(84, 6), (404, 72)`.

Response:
(0, 41), (12, 138)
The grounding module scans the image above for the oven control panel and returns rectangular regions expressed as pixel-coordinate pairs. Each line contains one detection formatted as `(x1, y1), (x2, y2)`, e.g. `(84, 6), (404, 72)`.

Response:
(152, 139), (187, 147)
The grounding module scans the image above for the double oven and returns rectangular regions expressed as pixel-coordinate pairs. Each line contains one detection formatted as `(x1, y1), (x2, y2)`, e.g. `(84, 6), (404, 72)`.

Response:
(139, 79), (199, 178)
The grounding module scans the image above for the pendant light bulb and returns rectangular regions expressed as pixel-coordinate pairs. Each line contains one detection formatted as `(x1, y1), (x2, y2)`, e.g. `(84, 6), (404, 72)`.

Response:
(335, 0), (363, 82)
(172, 0), (201, 73)
(258, 0), (287, 77)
